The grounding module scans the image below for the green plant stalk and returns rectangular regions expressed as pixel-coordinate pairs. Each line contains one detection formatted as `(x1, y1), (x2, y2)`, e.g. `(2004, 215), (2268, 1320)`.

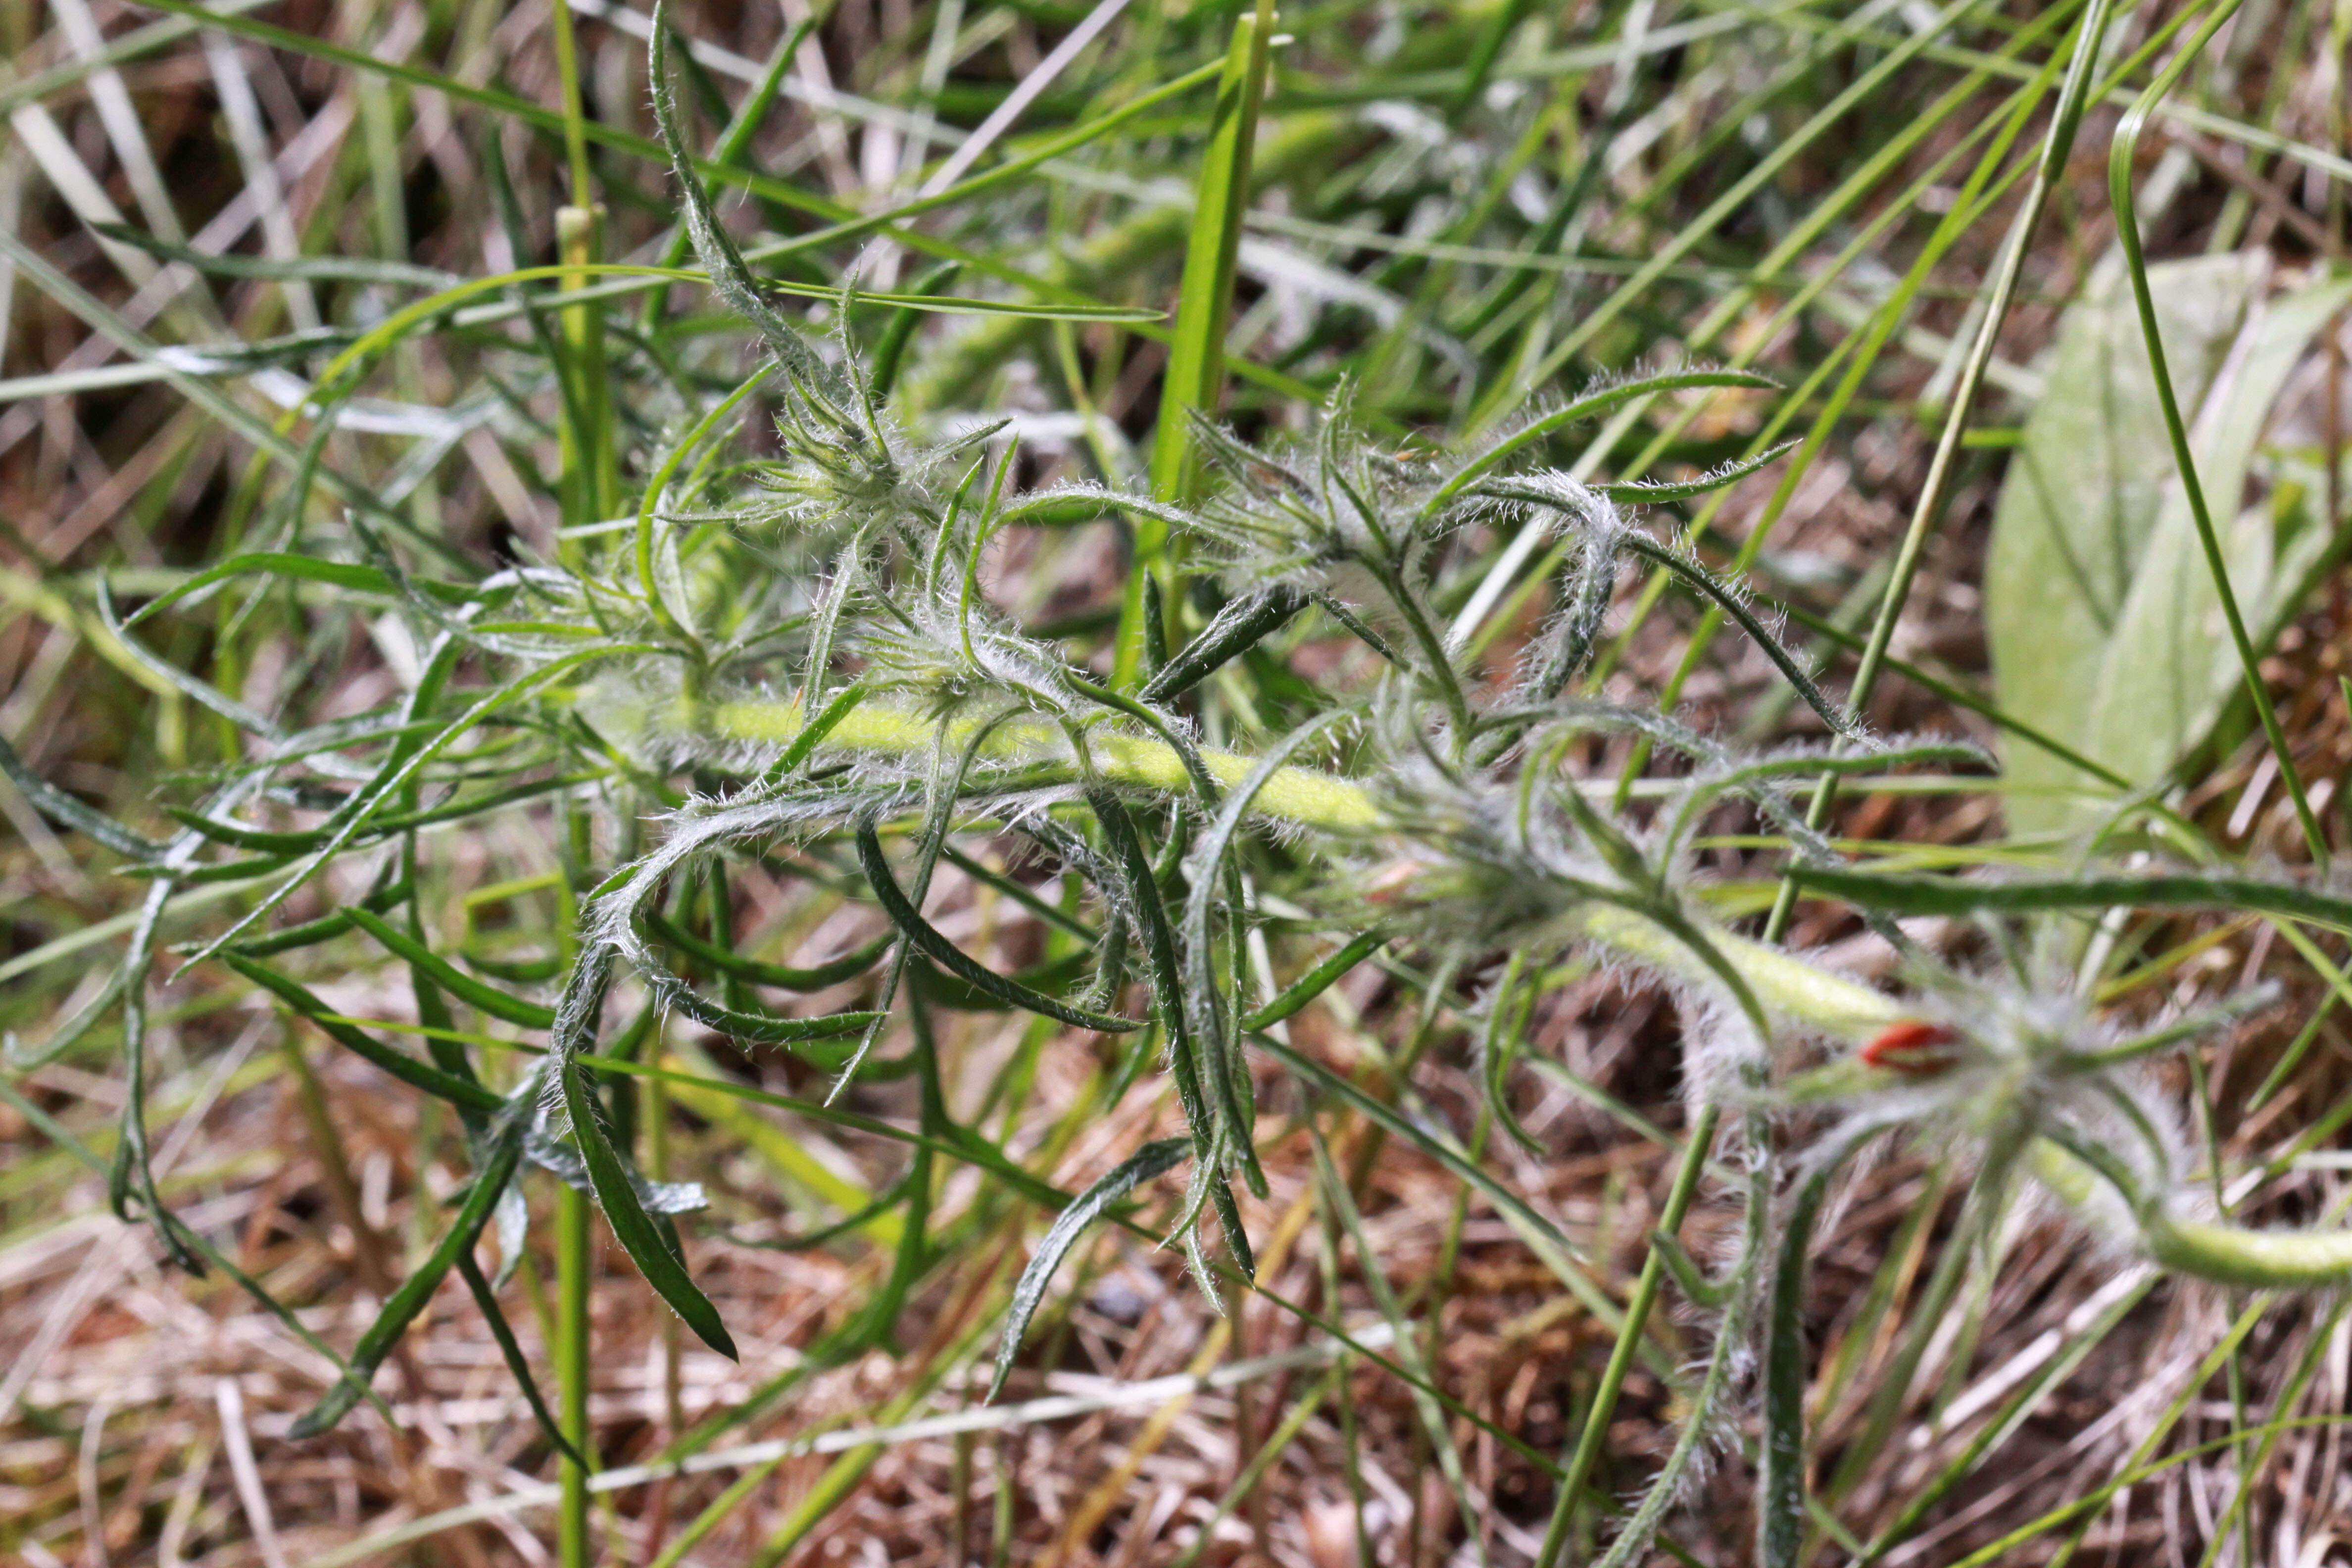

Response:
(552, 15), (608, 1554)
(1761, 1134), (1873, 1567)
(2105, 0), (2329, 869)
(555, 1179), (595, 1568)
(1116, 0), (1275, 689)
(2184, 1042), (2257, 1568)
(702, 696), (1383, 833)
(550, 0), (613, 559)
(706, 693), (1884, 1031)
(556, 207), (617, 548)
(704, 693), (2352, 1291)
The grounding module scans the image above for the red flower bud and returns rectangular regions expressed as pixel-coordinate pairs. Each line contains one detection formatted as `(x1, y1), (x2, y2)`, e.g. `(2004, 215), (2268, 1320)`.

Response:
(1862, 1019), (1960, 1077)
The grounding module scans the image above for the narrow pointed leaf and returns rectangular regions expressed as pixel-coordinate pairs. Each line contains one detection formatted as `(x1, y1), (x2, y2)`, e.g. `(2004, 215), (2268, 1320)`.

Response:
(453, 1250), (588, 1469)
(292, 1125), (525, 1436)
(346, 907), (557, 1028)
(645, 912), (891, 991)
(0, 730), (161, 860)
(856, 824), (1142, 1032)
(552, 947), (737, 1360)
(1790, 867), (2352, 931)
(1240, 931), (1388, 1030)
(221, 954), (503, 1113)
(989, 1138), (1189, 1401)
(561, 1053), (739, 1359)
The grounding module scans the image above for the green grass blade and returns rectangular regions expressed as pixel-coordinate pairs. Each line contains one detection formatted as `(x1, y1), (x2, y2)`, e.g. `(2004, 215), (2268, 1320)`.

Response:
(2106, 0), (2326, 868)
(1115, 0), (1275, 688)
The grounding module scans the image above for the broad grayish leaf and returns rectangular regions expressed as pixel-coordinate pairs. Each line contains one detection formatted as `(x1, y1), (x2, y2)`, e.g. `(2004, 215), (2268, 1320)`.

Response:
(1988, 253), (2352, 836)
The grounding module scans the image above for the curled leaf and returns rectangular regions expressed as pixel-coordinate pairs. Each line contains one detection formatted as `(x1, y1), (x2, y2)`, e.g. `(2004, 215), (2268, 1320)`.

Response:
(989, 1138), (1189, 1401)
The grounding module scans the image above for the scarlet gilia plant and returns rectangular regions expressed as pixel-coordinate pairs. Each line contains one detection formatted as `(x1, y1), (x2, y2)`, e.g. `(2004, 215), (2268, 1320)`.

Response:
(16, 18), (2352, 1568)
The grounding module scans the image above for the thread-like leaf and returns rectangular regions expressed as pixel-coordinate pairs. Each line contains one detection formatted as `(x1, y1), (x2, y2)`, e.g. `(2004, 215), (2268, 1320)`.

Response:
(222, 954), (503, 1113)
(2105, 2), (2331, 869)
(1613, 530), (1864, 740)
(988, 1138), (1188, 1401)
(175, 644), (663, 972)
(648, 0), (835, 392)
(856, 823), (1141, 1032)
(163, 807), (332, 855)
(4, 965), (128, 1073)
(1428, 367), (1782, 517)
(292, 1121), (526, 1436)
(453, 1249), (588, 1469)
(97, 579), (281, 739)
(1589, 440), (1798, 502)
(0, 730), (161, 860)
(1240, 930), (1387, 1030)
(1525, 527), (1623, 702)
(346, 908), (558, 1028)
(919, 950), (1096, 1013)
(1256, 1031), (1583, 1263)
(93, 221), (460, 288)
(1790, 867), (2352, 932)
(638, 969), (887, 1049)
(645, 913), (892, 991)
(552, 948), (740, 1360)
(1479, 952), (1546, 1157)
(116, 552), (444, 628)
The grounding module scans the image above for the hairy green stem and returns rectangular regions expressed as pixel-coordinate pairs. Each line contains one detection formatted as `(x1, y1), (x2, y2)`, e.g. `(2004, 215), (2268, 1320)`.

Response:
(552, 22), (610, 1553)
(702, 696), (1383, 833)
(700, 692), (2352, 1293)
